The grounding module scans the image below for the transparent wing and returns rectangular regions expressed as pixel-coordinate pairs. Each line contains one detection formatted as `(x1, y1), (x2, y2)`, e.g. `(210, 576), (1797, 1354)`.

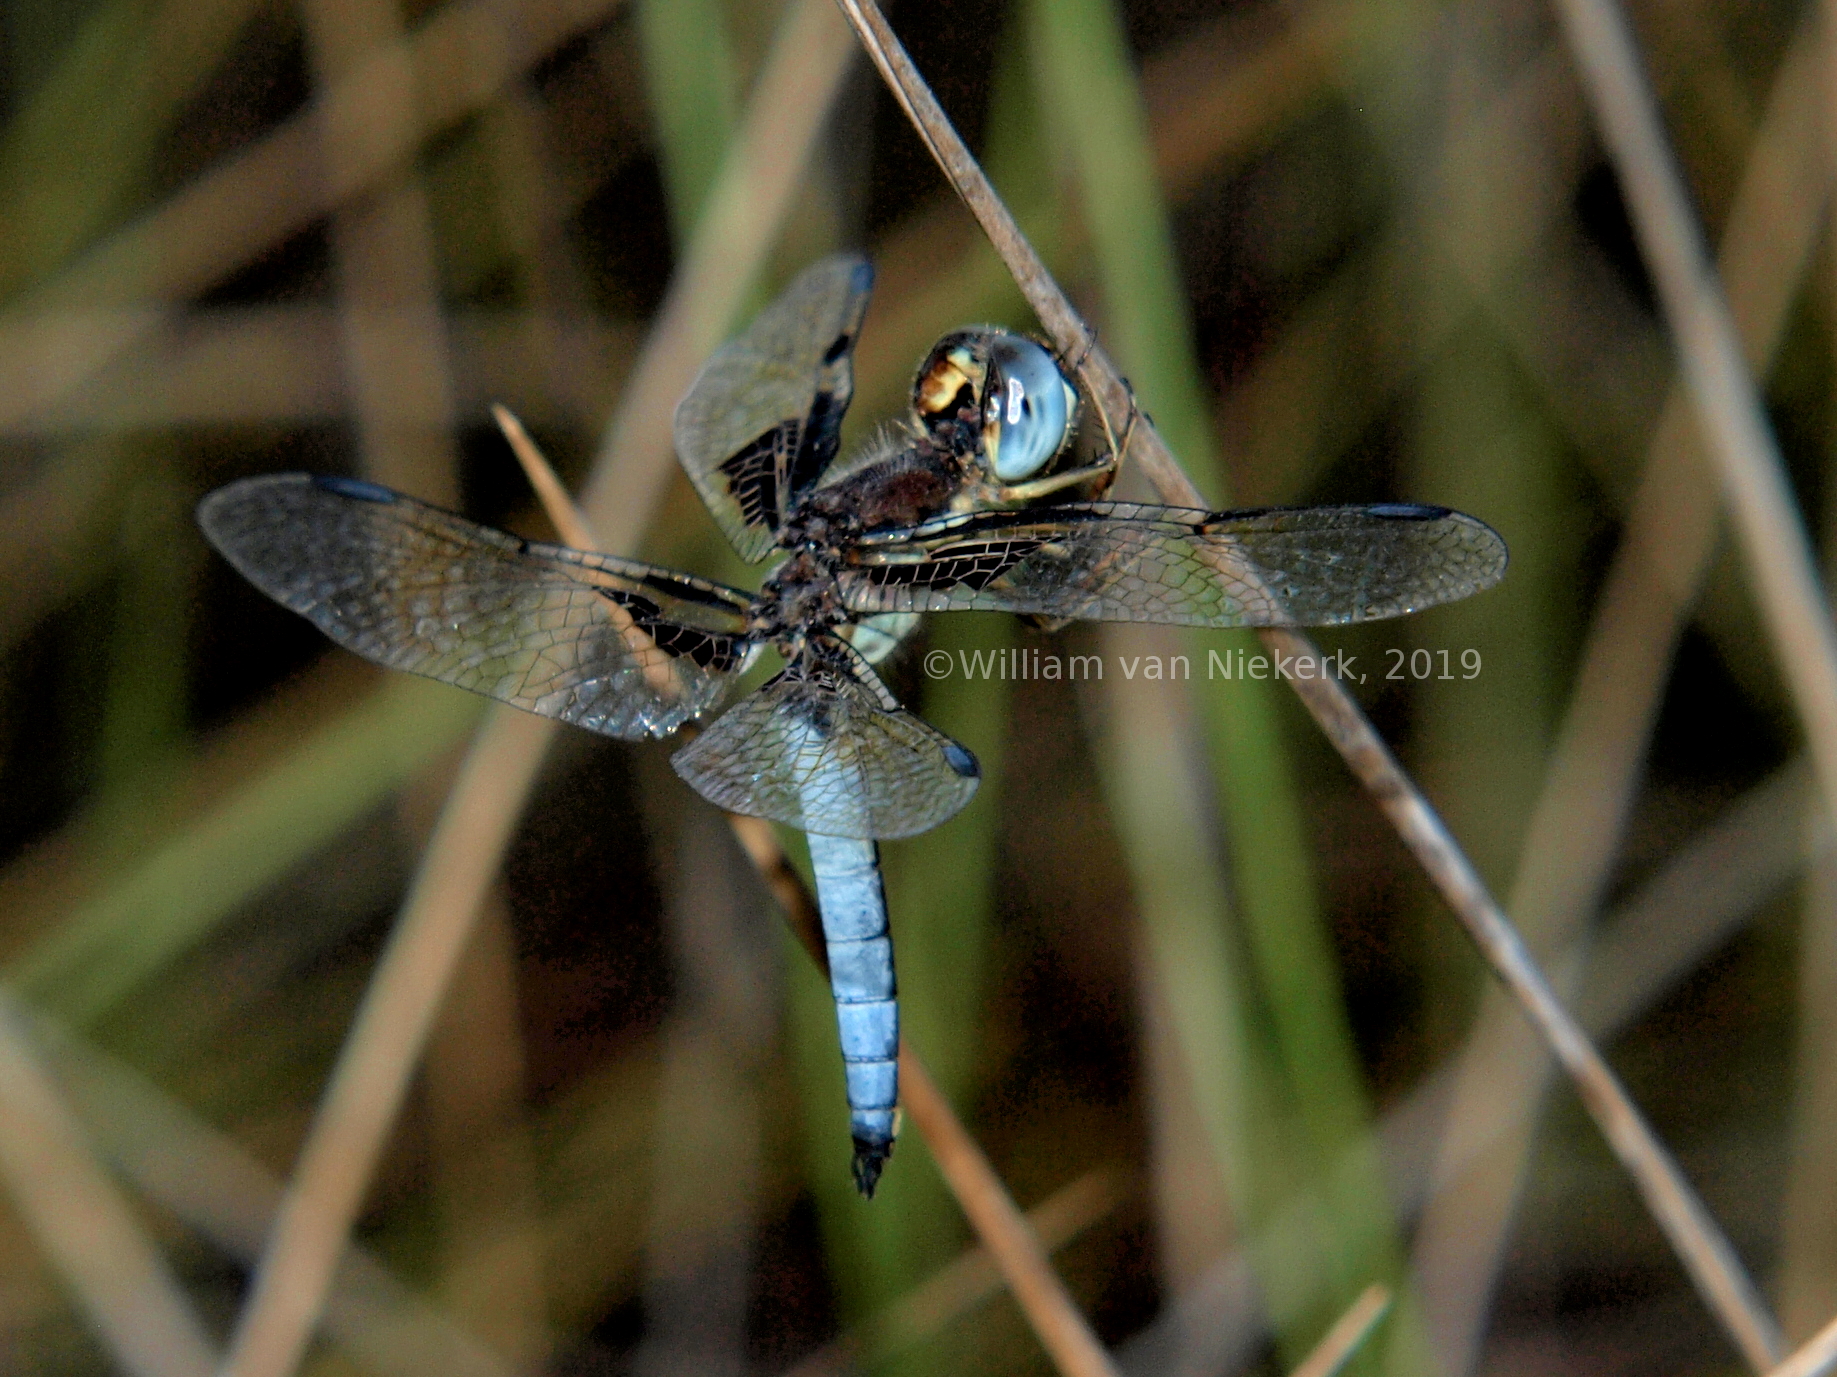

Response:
(673, 255), (873, 562)
(199, 473), (760, 739)
(837, 502), (1508, 627)
(671, 639), (979, 840)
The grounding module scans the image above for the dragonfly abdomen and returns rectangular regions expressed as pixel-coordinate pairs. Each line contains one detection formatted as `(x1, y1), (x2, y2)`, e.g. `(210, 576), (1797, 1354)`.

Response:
(805, 830), (898, 1197)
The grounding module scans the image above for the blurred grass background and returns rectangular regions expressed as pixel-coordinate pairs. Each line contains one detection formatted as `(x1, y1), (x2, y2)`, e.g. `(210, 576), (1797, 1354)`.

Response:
(0, 0), (1830, 1372)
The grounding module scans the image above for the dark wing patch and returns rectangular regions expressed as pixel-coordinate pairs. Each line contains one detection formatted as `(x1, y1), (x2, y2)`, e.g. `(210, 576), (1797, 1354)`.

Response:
(671, 639), (979, 840)
(674, 255), (873, 562)
(200, 473), (759, 739)
(716, 428), (790, 536)
(838, 502), (1507, 627)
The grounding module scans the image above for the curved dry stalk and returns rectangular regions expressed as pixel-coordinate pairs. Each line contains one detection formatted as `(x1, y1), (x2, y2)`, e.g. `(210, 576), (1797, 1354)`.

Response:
(831, 0), (1784, 1367)
(0, 993), (217, 1377)
(215, 7), (857, 1373)
(1287, 1284), (1391, 1377)
(898, 1048), (1123, 1377)
(1550, 0), (1837, 890)
(32, 1007), (518, 1377)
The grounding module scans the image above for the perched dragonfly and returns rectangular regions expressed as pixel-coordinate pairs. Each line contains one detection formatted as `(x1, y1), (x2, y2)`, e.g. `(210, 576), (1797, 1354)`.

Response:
(199, 255), (1506, 1195)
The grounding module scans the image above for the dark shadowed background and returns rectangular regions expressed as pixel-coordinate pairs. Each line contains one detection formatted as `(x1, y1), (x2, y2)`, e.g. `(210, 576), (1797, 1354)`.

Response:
(0, 0), (1827, 1374)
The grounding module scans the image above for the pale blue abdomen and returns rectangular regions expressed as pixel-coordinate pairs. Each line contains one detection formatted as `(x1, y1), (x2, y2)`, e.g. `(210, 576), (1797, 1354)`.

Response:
(806, 830), (898, 1194)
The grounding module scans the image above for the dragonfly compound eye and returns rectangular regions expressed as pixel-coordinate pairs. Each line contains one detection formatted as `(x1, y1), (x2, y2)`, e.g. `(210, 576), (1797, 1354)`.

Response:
(984, 335), (1075, 481)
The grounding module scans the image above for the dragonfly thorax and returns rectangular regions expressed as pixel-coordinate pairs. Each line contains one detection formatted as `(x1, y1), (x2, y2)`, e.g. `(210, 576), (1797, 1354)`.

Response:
(752, 547), (848, 647)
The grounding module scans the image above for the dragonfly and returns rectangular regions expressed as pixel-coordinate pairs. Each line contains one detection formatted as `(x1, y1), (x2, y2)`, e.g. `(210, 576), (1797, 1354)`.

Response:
(199, 254), (1507, 1196)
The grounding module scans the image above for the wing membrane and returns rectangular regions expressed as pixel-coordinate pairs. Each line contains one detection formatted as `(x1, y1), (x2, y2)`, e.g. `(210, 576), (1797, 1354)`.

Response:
(673, 255), (873, 562)
(671, 639), (979, 840)
(838, 502), (1507, 627)
(200, 473), (759, 739)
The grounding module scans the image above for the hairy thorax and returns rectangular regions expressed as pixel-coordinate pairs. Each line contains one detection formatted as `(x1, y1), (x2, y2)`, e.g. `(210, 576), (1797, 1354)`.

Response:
(754, 438), (970, 652)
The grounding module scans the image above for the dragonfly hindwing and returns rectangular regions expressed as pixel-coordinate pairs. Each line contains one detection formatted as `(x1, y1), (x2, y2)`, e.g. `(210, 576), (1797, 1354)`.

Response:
(670, 638), (978, 840)
(838, 502), (1508, 628)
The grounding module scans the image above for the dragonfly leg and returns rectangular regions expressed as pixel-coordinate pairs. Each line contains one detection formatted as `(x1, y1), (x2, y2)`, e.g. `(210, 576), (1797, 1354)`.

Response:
(806, 831), (899, 1197)
(989, 452), (1119, 504)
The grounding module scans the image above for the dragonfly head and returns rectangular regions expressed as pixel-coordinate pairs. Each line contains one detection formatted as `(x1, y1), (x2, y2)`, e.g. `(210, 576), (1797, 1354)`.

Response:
(912, 330), (1079, 483)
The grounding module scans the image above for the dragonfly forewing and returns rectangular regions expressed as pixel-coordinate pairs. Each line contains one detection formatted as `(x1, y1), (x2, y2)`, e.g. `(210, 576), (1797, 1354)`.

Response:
(837, 501), (1508, 628)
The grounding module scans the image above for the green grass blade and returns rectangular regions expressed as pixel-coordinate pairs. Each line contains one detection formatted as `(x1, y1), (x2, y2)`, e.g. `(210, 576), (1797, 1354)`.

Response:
(12, 678), (483, 1024)
(1026, 0), (1421, 1366)
(637, 0), (741, 249)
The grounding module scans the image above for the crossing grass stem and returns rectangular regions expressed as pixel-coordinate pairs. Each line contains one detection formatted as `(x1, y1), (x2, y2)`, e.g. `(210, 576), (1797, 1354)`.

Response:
(829, 0), (1786, 1367)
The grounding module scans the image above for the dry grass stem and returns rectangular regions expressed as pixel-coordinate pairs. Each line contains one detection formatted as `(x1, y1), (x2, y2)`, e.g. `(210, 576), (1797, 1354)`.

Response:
(217, 707), (555, 1377)
(761, 829), (1122, 1377)
(1551, 0), (1837, 869)
(493, 404), (595, 548)
(1286, 1283), (1392, 1377)
(1767, 1307), (1837, 1377)
(0, 994), (217, 1377)
(832, 0), (1784, 1365)
(1411, 17), (1828, 1368)
(726, 815), (830, 962)
(897, 1047), (1124, 1377)
(823, 1168), (1129, 1373)
(34, 1012), (520, 1377)
(1124, 756), (1818, 1372)
(1283, 651), (1782, 1368)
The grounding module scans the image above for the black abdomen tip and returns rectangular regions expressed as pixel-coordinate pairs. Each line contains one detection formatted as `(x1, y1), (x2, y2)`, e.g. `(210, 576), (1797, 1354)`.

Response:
(852, 1137), (895, 1197)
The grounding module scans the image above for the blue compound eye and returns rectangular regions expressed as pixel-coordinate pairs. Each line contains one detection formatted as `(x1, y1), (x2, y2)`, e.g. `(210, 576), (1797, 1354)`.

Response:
(986, 335), (1073, 481)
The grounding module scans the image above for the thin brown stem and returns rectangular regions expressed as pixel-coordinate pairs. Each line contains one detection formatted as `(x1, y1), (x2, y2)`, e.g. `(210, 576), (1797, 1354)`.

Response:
(492, 405), (595, 549)
(1287, 1283), (1392, 1377)
(898, 1049), (1122, 1377)
(0, 994), (217, 1377)
(1411, 13), (1829, 1367)
(831, 0), (1784, 1366)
